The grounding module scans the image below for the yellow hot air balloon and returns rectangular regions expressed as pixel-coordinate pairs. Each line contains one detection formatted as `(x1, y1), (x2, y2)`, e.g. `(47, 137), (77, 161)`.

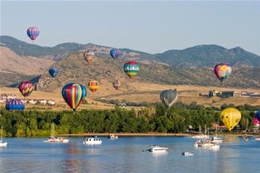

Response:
(88, 80), (100, 94)
(220, 108), (241, 131)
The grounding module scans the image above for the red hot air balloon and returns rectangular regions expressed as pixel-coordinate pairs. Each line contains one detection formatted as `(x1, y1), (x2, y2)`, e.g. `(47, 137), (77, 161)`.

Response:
(18, 81), (34, 97)
(27, 27), (40, 41)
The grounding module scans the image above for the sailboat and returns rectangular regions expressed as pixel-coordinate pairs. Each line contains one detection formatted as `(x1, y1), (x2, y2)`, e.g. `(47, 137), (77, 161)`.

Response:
(211, 123), (223, 143)
(190, 125), (209, 139)
(44, 123), (69, 143)
(0, 127), (8, 147)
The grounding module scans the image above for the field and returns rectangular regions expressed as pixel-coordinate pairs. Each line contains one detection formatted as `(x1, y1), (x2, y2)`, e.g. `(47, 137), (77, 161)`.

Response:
(2, 82), (260, 111)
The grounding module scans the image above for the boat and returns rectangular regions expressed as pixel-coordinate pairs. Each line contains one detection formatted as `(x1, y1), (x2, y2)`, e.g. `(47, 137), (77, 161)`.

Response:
(0, 127), (8, 147)
(45, 123), (69, 143)
(210, 142), (220, 150)
(147, 145), (168, 152)
(182, 151), (193, 156)
(255, 136), (260, 141)
(108, 133), (118, 140)
(210, 136), (223, 143)
(243, 134), (249, 142)
(46, 136), (69, 143)
(190, 125), (209, 139)
(83, 136), (102, 145)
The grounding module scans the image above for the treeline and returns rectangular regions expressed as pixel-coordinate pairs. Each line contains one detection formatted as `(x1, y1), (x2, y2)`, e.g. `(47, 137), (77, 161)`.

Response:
(0, 102), (259, 137)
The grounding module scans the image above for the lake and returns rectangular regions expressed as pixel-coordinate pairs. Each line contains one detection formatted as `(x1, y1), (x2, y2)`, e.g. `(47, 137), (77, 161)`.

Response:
(0, 136), (259, 173)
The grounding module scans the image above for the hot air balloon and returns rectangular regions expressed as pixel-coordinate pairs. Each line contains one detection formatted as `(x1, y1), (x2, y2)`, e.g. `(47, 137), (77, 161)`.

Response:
(61, 83), (87, 111)
(27, 27), (40, 41)
(113, 80), (121, 90)
(110, 48), (120, 60)
(84, 50), (95, 64)
(253, 117), (259, 126)
(256, 110), (260, 121)
(49, 67), (58, 78)
(214, 63), (232, 84)
(220, 108), (241, 131)
(5, 99), (25, 111)
(124, 61), (139, 79)
(18, 81), (34, 97)
(88, 80), (100, 94)
(160, 89), (178, 109)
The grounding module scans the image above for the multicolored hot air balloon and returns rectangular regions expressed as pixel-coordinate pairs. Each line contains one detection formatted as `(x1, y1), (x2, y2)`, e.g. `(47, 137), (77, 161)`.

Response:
(88, 80), (100, 94)
(160, 89), (178, 109)
(5, 99), (25, 111)
(61, 83), (87, 111)
(214, 63), (232, 84)
(124, 61), (139, 79)
(113, 80), (121, 90)
(27, 27), (40, 41)
(18, 81), (34, 97)
(49, 67), (58, 78)
(220, 108), (241, 131)
(110, 48), (120, 60)
(84, 50), (95, 64)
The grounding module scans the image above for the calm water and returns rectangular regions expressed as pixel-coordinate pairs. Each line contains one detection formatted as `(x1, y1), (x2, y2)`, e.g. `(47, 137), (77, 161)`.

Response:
(0, 136), (259, 173)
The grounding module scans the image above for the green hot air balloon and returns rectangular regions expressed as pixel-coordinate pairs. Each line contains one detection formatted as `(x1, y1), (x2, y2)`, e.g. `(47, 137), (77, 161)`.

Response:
(160, 89), (178, 109)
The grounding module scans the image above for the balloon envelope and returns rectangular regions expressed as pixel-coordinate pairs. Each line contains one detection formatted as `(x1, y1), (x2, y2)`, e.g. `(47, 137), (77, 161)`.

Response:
(113, 80), (121, 90)
(61, 83), (87, 111)
(88, 80), (100, 93)
(253, 117), (259, 125)
(110, 48), (120, 60)
(220, 108), (241, 131)
(123, 61), (139, 79)
(18, 81), (34, 97)
(5, 99), (25, 111)
(49, 67), (58, 78)
(214, 63), (232, 83)
(160, 89), (178, 108)
(27, 27), (39, 41)
(84, 50), (94, 64)
(255, 110), (260, 121)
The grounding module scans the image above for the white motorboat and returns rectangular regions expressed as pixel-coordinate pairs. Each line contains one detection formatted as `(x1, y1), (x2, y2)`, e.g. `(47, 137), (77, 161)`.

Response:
(210, 136), (223, 143)
(147, 145), (168, 152)
(108, 134), (118, 140)
(255, 136), (260, 141)
(45, 136), (69, 143)
(83, 136), (102, 145)
(182, 151), (193, 156)
(0, 127), (7, 147)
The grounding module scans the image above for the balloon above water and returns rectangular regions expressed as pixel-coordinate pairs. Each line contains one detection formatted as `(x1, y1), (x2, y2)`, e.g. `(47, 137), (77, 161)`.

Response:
(220, 108), (241, 131)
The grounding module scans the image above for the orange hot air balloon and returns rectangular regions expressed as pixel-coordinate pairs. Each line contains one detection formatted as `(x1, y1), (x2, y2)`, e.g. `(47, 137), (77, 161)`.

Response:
(88, 80), (100, 94)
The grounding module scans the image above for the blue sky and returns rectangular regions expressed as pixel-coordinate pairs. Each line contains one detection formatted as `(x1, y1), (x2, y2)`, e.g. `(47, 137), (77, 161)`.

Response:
(1, 0), (260, 55)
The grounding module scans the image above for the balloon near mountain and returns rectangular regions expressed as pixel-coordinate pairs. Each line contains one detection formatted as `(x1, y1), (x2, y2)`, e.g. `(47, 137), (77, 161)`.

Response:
(61, 83), (87, 112)
(220, 108), (241, 131)
(88, 80), (100, 94)
(49, 67), (58, 78)
(110, 48), (120, 60)
(124, 61), (139, 79)
(27, 27), (40, 41)
(160, 89), (178, 109)
(18, 81), (34, 97)
(214, 63), (232, 84)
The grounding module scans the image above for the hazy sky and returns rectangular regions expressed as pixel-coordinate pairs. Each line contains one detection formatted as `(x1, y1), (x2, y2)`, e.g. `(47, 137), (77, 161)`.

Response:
(1, 0), (260, 55)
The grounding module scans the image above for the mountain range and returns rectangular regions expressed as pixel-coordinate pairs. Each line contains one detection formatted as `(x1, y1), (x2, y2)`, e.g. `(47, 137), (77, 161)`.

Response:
(1, 35), (260, 90)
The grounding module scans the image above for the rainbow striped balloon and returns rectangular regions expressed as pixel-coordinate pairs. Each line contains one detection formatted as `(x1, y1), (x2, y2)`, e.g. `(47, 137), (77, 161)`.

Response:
(61, 83), (87, 111)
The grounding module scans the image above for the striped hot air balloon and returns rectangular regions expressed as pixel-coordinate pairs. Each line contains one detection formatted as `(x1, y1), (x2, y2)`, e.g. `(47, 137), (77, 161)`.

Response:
(123, 61), (139, 79)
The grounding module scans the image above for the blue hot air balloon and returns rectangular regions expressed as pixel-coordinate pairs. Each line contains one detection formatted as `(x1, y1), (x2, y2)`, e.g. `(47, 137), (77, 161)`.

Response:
(27, 27), (40, 41)
(5, 99), (25, 111)
(49, 67), (58, 78)
(110, 48), (120, 60)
